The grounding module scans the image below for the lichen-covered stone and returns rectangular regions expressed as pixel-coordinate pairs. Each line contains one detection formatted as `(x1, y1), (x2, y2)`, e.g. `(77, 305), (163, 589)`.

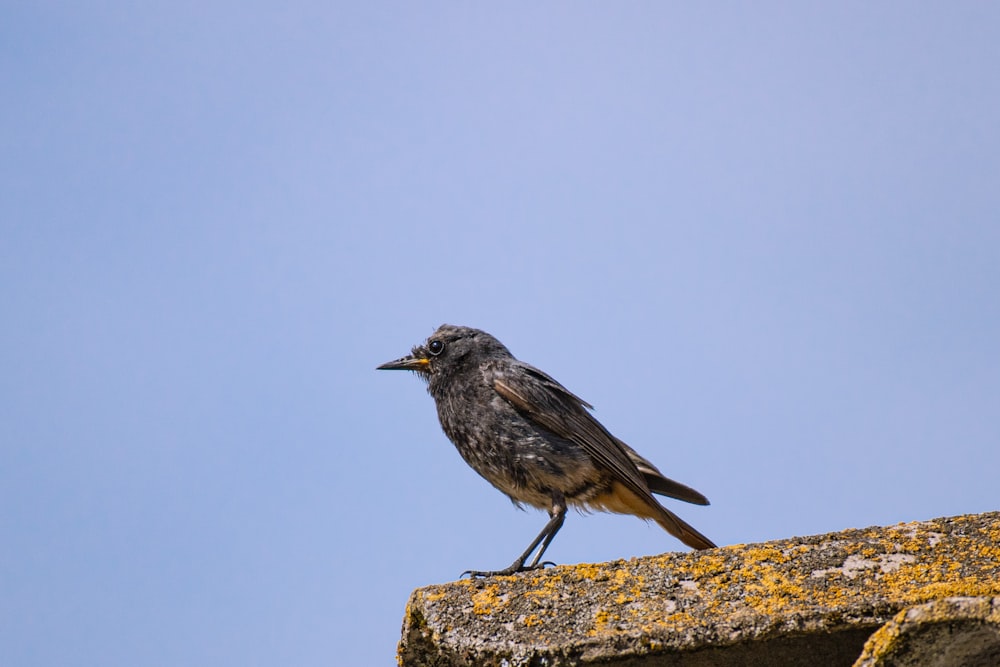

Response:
(853, 596), (1000, 667)
(398, 512), (1000, 666)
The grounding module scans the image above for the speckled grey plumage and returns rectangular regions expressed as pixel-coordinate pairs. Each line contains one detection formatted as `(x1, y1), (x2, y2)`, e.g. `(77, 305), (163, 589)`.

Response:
(378, 324), (714, 576)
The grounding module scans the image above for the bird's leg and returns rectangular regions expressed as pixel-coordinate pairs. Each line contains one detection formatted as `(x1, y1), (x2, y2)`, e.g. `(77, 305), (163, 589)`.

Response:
(464, 498), (567, 578)
(526, 500), (566, 569)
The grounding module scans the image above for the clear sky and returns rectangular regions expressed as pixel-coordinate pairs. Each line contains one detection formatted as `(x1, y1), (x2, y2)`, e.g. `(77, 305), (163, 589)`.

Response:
(2, 4), (998, 666)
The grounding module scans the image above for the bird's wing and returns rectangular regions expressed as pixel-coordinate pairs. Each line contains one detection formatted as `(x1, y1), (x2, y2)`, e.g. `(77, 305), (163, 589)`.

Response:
(616, 437), (710, 505)
(491, 363), (654, 504)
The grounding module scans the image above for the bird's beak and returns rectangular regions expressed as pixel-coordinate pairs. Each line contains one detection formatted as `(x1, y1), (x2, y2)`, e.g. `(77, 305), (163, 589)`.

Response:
(376, 354), (430, 371)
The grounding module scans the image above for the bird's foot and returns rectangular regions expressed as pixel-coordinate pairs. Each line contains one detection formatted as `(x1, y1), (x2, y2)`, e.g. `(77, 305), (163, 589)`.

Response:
(461, 561), (556, 578)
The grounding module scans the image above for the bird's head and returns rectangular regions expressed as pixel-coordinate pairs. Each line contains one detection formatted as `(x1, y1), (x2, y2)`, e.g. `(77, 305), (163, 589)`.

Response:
(377, 324), (511, 379)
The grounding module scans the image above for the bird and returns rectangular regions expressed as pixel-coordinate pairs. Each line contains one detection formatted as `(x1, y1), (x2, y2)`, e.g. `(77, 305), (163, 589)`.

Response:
(377, 324), (715, 577)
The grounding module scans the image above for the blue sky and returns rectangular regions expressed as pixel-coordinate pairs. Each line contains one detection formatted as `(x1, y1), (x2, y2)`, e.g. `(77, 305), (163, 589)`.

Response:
(2, 4), (998, 665)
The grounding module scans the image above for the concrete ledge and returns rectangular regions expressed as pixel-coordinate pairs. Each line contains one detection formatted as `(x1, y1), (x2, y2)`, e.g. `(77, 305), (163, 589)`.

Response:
(398, 512), (1000, 666)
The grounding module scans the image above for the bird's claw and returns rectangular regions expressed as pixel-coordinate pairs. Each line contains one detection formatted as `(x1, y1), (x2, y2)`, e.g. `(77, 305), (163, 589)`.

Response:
(461, 561), (556, 578)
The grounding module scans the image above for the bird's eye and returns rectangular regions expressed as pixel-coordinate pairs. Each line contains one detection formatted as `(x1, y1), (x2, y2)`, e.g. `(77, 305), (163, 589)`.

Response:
(428, 339), (444, 356)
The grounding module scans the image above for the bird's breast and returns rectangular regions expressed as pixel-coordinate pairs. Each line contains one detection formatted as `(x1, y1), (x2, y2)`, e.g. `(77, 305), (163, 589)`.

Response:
(429, 375), (604, 508)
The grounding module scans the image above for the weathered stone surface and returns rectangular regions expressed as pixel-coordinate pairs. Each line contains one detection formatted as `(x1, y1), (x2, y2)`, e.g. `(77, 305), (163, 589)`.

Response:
(398, 512), (1000, 666)
(853, 596), (1000, 667)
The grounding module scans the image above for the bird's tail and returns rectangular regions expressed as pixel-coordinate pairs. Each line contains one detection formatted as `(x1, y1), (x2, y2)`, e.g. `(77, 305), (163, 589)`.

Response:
(594, 481), (717, 551)
(652, 505), (716, 550)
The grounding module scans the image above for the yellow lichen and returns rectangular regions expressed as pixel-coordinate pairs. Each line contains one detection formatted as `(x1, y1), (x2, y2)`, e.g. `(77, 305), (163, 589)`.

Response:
(571, 562), (604, 580)
(471, 583), (504, 616)
(589, 608), (620, 636)
(687, 551), (729, 578)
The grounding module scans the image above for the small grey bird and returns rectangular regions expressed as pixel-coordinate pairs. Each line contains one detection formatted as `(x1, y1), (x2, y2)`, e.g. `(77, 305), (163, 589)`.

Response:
(378, 324), (715, 577)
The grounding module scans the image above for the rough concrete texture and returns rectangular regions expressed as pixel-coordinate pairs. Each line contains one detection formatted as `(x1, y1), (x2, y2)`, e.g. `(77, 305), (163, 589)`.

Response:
(398, 511), (1000, 666)
(853, 596), (1000, 667)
